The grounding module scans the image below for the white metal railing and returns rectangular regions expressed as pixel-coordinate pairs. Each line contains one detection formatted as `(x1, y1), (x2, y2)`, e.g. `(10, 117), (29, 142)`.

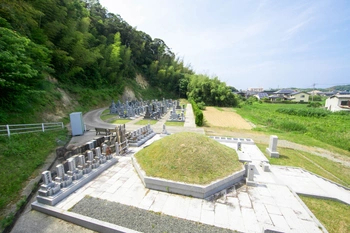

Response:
(0, 122), (64, 137)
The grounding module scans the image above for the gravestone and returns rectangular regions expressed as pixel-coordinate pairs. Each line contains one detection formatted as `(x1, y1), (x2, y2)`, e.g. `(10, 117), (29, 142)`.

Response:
(87, 150), (99, 169)
(246, 163), (256, 186)
(266, 135), (279, 158)
(237, 142), (242, 151)
(110, 100), (117, 114)
(67, 158), (83, 180)
(177, 101), (181, 109)
(144, 106), (151, 119)
(38, 171), (61, 197)
(162, 124), (169, 135)
(55, 164), (72, 187)
(77, 154), (91, 174)
(115, 142), (120, 156)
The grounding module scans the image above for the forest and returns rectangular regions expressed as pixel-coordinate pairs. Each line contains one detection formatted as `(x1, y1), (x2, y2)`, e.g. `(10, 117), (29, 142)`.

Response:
(0, 0), (237, 123)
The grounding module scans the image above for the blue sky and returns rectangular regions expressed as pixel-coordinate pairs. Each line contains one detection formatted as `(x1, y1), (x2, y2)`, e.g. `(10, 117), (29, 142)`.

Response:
(99, 0), (350, 90)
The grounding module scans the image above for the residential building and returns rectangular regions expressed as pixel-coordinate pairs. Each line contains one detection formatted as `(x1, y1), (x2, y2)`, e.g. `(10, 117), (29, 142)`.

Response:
(325, 94), (350, 112)
(254, 93), (269, 100)
(290, 92), (310, 102)
(273, 89), (296, 100)
(248, 87), (264, 92)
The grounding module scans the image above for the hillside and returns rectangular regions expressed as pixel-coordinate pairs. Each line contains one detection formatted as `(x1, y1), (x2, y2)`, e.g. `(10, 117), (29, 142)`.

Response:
(0, 0), (192, 123)
(0, 0), (238, 124)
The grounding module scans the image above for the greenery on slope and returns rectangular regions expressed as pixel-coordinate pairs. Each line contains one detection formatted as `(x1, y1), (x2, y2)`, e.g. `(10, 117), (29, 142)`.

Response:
(299, 196), (350, 233)
(0, 130), (68, 221)
(134, 132), (242, 185)
(256, 144), (350, 187)
(236, 103), (350, 152)
(0, 0), (237, 124)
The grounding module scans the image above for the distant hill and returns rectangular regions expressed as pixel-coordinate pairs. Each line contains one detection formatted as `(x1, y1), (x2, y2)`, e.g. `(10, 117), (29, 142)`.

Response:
(329, 84), (350, 91)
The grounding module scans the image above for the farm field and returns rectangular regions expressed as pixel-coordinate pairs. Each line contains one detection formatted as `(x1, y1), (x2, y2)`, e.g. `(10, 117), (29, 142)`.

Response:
(202, 107), (253, 129)
(235, 103), (350, 155)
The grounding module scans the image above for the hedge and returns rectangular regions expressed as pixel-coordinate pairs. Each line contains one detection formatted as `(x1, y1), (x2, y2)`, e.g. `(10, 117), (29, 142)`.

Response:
(190, 99), (203, 126)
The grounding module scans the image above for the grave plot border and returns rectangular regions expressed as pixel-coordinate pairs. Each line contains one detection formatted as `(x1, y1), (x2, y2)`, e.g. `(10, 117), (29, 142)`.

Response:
(35, 157), (118, 206)
(132, 155), (245, 199)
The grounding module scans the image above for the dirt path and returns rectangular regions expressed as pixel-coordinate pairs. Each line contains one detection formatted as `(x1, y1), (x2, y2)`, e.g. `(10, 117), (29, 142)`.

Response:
(202, 108), (350, 168)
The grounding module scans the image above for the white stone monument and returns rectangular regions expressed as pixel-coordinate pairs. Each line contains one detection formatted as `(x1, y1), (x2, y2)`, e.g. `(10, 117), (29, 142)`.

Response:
(266, 135), (279, 158)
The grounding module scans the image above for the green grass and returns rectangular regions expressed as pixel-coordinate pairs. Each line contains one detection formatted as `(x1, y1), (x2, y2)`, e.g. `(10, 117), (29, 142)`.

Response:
(110, 119), (132, 124)
(134, 132), (242, 184)
(165, 121), (184, 127)
(135, 119), (158, 125)
(179, 98), (189, 106)
(100, 114), (118, 121)
(0, 130), (68, 219)
(102, 109), (110, 115)
(257, 144), (350, 187)
(236, 103), (350, 154)
(299, 195), (350, 233)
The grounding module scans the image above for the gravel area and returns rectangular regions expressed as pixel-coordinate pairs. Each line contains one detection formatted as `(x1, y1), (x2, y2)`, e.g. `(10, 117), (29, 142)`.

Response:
(70, 196), (235, 233)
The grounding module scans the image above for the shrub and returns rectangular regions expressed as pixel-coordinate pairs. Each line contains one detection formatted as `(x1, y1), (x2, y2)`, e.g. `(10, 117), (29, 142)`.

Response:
(190, 99), (204, 126)
(277, 121), (307, 132)
(307, 102), (322, 108)
(197, 101), (206, 110)
(276, 108), (329, 117)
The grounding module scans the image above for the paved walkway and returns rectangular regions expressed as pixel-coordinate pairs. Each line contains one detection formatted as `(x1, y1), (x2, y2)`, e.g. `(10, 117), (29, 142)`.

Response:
(184, 103), (196, 128)
(48, 144), (327, 233)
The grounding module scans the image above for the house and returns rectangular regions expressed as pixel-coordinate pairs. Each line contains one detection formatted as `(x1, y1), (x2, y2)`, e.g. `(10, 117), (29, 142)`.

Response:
(308, 90), (322, 96)
(273, 89), (296, 100)
(325, 94), (350, 112)
(254, 92), (268, 100)
(248, 87), (264, 92)
(290, 92), (310, 102)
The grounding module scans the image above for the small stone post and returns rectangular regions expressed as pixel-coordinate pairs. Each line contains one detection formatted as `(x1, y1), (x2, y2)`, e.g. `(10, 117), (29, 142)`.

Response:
(237, 141), (242, 151)
(266, 135), (279, 158)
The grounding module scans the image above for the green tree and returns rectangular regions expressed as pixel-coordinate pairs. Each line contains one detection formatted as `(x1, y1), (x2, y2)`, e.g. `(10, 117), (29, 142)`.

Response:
(0, 27), (51, 108)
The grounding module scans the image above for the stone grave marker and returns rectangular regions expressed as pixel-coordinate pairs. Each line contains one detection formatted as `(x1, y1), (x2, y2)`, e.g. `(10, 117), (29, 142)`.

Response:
(55, 164), (72, 188)
(67, 158), (83, 180)
(38, 171), (61, 197)
(266, 135), (279, 158)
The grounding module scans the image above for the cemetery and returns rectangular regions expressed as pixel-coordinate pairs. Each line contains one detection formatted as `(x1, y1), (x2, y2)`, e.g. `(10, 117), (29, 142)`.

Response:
(9, 100), (349, 233)
(108, 98), (186, 122)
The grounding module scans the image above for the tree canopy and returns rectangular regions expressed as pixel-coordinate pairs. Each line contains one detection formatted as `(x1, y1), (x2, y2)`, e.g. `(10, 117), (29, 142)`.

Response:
(0, 0), (237, 113)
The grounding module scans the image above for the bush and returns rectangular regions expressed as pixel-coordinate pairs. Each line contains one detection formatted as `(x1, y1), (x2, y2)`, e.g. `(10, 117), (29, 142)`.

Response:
(190, 99), (204, 126)
(307, 102), (322, 108)
(197, 101), (206, 110)
(277, 121), (307, 132)
(276, 108), (329, 117)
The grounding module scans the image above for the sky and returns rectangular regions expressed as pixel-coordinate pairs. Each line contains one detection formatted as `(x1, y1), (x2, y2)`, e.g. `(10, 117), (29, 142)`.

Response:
(99, 0), (350, 90)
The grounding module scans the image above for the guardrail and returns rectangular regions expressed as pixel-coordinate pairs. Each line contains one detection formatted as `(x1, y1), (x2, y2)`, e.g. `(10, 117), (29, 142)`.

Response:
(0, 122), (64, 137)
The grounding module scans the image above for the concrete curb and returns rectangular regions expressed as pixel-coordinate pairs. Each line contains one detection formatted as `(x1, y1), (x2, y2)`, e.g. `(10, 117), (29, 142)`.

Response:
(31, 201), (140, 233)
(132, 155), (245, 199)
(272, 165), (350, 191)
(287, 186), (329, 233)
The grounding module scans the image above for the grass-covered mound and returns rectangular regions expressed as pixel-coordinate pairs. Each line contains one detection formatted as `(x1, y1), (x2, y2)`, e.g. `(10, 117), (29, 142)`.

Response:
(134, 132), (242, 185)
